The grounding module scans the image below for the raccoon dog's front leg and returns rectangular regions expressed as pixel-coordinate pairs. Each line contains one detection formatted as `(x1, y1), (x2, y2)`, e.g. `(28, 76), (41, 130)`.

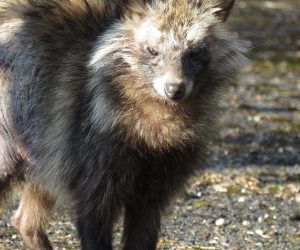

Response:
(11, 185), (54, 250)
(76, 214), (114, 250)
(122, 203), (161, 250)
(76, 195), (119, 250)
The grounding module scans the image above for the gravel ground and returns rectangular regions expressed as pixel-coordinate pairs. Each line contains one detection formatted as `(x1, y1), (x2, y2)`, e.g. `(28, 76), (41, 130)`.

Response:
(1, 0), (300, 249)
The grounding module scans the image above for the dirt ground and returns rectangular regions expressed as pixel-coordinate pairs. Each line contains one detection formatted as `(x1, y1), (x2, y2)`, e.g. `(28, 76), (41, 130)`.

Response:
(1, 0), (300, 249)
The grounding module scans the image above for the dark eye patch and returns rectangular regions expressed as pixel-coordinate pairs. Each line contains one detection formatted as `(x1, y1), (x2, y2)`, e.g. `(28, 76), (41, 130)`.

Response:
(187, 47), (210, 69)
(182, 46), (210, 77)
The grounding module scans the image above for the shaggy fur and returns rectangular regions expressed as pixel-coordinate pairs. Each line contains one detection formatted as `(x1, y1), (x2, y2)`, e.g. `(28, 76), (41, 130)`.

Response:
(0, 0), (246, 249)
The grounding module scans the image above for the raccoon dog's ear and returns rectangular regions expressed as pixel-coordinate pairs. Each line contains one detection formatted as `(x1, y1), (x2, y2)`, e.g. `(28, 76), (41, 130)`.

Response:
(199, 0), (235, 22)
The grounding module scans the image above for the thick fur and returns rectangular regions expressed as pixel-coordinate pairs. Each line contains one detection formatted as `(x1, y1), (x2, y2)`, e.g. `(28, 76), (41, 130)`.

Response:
(10, 185), (54, 250)
(0, 0), (246, 249)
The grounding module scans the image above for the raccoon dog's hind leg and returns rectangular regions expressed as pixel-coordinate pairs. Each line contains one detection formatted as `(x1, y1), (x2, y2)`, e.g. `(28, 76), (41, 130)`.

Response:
(0, 174), (17, 214)
(0, 144), (53, 250)
(11, 184), (54, 250)
(0, 143), (53, 250)
(0, 141), (24, 213)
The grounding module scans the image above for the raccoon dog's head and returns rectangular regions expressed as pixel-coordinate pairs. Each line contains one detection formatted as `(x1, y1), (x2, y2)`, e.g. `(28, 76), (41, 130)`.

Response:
(89, 0), (246, 148)
(89, 0), (245, 102)
(129, 0), (236, 101)
(90, 0), (246, 103)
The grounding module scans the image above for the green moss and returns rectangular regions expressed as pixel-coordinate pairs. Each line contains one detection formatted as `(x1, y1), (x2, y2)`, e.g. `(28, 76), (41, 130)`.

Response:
(226, 186), (243, 196)
(192, 200), (209, 207)
(268, 185), (281, 195)
(290, 121), (300, 133)
(2, 228), (18, 236)
(158, 239), (173, 248)
(225, 123), (241, 129)
(265, 218), (276, 225)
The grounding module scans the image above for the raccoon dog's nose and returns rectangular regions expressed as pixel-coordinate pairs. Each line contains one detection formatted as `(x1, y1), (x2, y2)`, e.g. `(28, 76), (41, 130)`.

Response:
(164, 83), (186, 100)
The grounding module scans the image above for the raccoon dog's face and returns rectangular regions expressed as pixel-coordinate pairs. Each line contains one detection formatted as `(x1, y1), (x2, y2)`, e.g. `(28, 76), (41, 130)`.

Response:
(134, 14), (207, 100)
(134, 18), (209, 101)
(123, 0), (238, 102)
(90, 0), (244, 105)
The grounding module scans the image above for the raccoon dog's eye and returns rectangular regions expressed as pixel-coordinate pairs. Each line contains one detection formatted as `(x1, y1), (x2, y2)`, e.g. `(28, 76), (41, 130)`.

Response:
(188, 47), (209, 68)
(147, 46), (159, 56)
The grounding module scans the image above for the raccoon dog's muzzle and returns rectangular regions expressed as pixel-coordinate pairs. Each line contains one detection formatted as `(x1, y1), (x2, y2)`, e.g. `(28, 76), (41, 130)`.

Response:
(153, 73), (193, 101)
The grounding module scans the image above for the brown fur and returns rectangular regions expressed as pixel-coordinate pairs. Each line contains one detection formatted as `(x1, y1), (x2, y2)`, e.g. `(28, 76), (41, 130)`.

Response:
(11, 185), (54, 250)
(0, 0), (246, 249)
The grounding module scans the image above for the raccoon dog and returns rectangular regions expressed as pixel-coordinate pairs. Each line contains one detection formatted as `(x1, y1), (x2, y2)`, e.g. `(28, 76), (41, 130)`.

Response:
(0, 0), (246, 249)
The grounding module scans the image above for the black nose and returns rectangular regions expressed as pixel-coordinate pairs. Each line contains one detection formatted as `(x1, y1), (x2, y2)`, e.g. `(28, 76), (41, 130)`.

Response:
(164, 83), (186, 100)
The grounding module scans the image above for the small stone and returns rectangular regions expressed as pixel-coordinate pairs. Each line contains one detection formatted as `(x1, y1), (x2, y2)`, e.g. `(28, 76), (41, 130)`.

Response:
(295, 194), (300, 203)
(221, 242), (230, 247)
(238, 197), (246, 203)
(255, 229), (271, 239)
(196, 191), (202, 197)
(258, 216), (264, 223)
(253, 115), (261, 122)
(255, 242), (263, 247)
(209, 239), (218, 245)
(242, 220), (250, 226)
(215, 218), (226, 226)
(255, 229), (264, 235)
(213, 184), (228, 193)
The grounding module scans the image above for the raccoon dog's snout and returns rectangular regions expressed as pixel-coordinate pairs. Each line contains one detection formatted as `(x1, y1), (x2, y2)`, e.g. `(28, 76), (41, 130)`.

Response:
(153, 74), (193, 101)
(164, 82), (186, 100)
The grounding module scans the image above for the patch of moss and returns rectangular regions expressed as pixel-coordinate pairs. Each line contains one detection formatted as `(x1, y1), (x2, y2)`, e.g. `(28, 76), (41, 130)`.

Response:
(225, 123), (241, 129)
(265, 218), (276, 226)
(1, 228), (18, 236)
(226, 186), (243, 196)
(268, 185), (281, 195)
(192, 200), (209, 208)
(158, 239), (173, 248)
